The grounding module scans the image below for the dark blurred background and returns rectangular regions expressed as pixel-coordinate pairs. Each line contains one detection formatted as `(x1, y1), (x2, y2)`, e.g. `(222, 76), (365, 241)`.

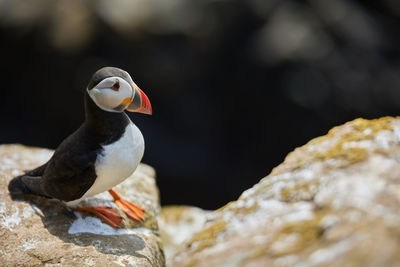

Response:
(1, 0), (400, 209)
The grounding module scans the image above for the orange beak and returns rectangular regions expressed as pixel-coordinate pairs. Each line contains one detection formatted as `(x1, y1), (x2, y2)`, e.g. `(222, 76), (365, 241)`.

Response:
(126, 85), (152, 115)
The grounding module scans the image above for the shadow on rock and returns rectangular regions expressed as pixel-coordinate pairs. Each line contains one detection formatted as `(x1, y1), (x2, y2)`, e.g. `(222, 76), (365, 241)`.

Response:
(10, 194), (150, 261)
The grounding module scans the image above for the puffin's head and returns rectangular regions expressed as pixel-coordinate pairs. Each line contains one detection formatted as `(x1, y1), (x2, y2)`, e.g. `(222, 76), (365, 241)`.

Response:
(87, 67), (152, 114)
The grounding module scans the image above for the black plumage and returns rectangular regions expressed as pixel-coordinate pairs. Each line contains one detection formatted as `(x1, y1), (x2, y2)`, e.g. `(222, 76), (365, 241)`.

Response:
(8, 67), (132, 201)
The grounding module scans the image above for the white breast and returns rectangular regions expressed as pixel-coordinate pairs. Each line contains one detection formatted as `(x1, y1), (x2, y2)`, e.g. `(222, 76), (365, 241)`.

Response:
(67, 122), (144, 206)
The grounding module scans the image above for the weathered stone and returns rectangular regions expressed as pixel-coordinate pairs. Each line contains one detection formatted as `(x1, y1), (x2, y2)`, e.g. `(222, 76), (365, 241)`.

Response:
(0, 144), (165, 267)
(158, 206), (210, 261)
(170, 117), (400, 267)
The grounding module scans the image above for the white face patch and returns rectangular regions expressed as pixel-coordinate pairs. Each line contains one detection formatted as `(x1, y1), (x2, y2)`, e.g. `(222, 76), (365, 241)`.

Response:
(88, 76), (133, 112)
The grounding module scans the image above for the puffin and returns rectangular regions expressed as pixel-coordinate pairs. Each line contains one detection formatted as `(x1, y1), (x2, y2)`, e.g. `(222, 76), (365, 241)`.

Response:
(8, 66), (152, 228)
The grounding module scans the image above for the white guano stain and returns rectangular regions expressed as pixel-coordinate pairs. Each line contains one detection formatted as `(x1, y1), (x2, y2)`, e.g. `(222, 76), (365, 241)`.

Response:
(19, 240), (38, 251)
(68, 212), (152, 236)
(0, 203), (21, 230)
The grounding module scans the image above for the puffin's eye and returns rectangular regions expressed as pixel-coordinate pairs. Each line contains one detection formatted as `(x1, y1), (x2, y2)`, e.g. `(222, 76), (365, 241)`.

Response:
(112, 81), (120, 91)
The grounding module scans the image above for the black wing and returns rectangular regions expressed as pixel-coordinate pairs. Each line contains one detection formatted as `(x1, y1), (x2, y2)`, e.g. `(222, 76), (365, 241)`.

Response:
(40, 125), (101, 201)
(24, 162), (48, 176)
(9, 124), (101, 202)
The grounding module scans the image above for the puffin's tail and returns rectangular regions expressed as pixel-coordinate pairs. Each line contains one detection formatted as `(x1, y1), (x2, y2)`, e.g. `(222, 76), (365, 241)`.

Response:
(8, 175), (46, 197)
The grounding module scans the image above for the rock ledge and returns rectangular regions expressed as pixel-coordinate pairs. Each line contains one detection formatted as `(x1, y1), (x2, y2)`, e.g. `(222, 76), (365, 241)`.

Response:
(170, 117), (400, 267)
(0, 144), (165, 267)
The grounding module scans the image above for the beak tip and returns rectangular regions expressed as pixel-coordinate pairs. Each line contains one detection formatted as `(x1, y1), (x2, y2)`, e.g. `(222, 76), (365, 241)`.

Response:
(126, 85), (152, 115)
(141, 91), (152, 115)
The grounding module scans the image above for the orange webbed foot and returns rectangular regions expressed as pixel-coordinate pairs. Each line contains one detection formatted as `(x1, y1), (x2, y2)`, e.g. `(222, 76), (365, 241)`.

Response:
(108, 189), (145, 222)
(75, 206), (122, 228)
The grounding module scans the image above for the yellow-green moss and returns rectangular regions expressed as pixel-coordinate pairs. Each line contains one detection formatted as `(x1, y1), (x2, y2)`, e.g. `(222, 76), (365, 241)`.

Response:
(185, 257), (199, 267)
(274, 117), (396, 174)
(160, 206), (193, 222)
(318, 146), (367, 165)
(313, 117), (394, 145)
(249, 207), (330, 262)
(214, 201), (235, 213)
(280, 180), (320, 202)
(239, 179), (274, 203)
(188, 220), (227, 252)
(315, 117), (394, 164)
(277, 221), (321, 255)
(242, 118), (394, 200)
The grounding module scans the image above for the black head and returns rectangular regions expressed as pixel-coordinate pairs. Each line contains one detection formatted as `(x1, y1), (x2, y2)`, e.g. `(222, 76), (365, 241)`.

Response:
(87, 67), (133, 91)
(86, 67), (152, 114)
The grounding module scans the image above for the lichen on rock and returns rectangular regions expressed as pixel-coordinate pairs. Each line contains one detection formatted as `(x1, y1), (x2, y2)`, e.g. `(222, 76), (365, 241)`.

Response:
(170, 117), (400, 267)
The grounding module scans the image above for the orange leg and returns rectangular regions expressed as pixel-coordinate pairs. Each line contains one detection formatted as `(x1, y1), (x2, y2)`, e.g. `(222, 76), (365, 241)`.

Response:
(75, 206), (122, 228)
(108, 189), (145, 222)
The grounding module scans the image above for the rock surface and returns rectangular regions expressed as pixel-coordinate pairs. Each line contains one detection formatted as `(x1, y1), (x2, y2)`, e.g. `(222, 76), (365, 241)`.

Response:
(158, 206), (210, 261)
(170, 117), (400, 267)
(0, 145), (165, 267)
